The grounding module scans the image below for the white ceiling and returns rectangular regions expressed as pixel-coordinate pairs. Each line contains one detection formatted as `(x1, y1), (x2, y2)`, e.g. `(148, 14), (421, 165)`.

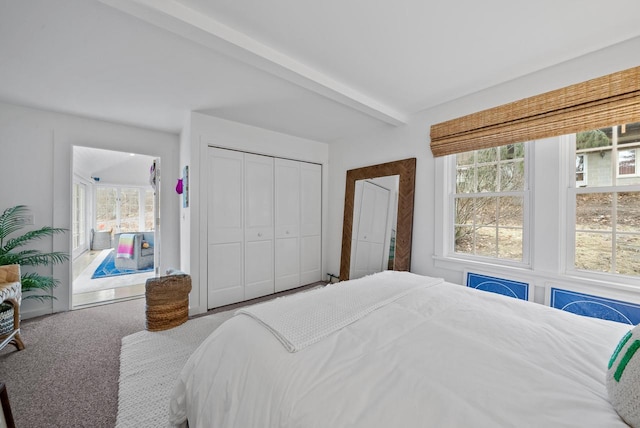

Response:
(2, 0), (640, 143)
(73, 145), (154, 183)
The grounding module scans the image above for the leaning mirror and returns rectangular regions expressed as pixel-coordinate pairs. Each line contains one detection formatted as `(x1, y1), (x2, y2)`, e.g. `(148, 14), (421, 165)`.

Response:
(350, 175), (399, 279)
(340, 158), (416, 281)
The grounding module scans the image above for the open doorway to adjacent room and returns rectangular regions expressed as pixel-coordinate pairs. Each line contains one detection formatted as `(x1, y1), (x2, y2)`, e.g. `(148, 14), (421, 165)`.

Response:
(71, 146), (159, 309)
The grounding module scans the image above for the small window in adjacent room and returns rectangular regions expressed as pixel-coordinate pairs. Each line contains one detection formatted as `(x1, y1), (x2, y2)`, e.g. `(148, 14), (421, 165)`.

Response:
(571, 122), (640, 278)
(453, 143), (528, 262)
(618, 148), (636, 176)
(576, 154), (587, 186)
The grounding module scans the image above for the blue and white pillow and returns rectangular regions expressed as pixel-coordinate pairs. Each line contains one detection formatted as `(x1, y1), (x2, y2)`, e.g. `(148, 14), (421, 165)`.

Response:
(607, 323), (640, 427)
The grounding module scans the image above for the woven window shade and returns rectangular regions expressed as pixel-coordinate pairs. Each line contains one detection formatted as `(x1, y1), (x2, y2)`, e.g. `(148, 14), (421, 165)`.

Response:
(430, 65), (640, 157)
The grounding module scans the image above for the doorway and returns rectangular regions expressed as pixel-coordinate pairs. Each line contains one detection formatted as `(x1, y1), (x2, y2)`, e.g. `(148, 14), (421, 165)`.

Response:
(71, 146), (159, 308)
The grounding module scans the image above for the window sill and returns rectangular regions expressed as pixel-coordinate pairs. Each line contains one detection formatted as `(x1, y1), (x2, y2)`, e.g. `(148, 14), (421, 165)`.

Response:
(433, 255), (640, 297)
(562, 269), (640, 293)
(433, 254), (532, 277)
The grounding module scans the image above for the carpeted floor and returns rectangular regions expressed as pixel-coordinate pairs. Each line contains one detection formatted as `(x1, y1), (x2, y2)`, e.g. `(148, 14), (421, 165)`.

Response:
(0, 298), (146, 428)
(0, 282), (324, 428)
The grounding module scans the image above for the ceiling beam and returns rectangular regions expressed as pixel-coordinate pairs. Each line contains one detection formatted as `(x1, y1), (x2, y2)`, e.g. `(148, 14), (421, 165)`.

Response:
(98, 0), (407, 127)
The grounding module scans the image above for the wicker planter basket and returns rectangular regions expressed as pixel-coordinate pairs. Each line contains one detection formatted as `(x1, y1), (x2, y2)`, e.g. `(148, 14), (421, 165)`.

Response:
(145, 274), (192, 332)
(0, 303), (14, 336)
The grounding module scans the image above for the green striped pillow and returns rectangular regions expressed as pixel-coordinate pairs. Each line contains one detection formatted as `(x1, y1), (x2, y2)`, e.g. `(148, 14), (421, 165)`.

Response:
(607, 323), (640, 427)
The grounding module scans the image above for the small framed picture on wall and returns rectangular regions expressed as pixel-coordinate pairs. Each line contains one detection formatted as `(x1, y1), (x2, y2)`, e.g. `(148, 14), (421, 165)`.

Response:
(182, 165), (189, 208)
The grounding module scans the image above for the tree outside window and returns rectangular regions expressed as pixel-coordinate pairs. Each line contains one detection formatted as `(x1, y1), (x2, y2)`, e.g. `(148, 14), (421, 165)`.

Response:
(573, 123), (640, 277)
(454, 143), (526, 261)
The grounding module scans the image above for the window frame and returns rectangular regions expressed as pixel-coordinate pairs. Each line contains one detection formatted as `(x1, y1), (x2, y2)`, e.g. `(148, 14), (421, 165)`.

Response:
(94, 184), (153, 233)
(441, 142), (532, 268)
(71, 181), (88, 259)
(565, 128), (640, 285)
(435, 134), (640, 293)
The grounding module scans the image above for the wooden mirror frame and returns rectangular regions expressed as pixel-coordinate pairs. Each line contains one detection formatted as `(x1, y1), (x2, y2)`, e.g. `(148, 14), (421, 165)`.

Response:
(339, 158), (416, 281)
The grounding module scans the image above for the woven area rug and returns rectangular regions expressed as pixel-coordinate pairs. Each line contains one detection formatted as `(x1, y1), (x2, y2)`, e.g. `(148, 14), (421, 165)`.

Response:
(92, 249), (154, 279)
(116, 310), (235, 428)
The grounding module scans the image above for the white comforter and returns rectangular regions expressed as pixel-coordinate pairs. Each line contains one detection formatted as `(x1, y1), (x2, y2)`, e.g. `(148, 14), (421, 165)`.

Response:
(169, 272), (630, 428)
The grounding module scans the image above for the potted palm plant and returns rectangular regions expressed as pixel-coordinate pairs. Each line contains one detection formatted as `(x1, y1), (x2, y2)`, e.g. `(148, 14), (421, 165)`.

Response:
(0, 205), (69, 302)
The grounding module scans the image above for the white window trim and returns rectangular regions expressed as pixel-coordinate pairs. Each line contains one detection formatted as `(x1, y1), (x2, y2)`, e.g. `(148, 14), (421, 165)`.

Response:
(434, 133), (640, 297)
(564, 136), (640, 287)
(434, 143), (532, 269)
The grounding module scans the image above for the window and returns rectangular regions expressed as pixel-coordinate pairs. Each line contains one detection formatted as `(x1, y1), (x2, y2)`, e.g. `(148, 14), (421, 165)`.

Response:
(576, 154), (586, 186)
(118, 188), (141, 232)
(453, 143), (528, 262)
(571, 122), (640, 277)
(95, 186), (152, 232)
(72, 182), (86, 252)
(433, 65), (640, 291)
(618, 149), (636, 176)
(144, 189), (155, 231)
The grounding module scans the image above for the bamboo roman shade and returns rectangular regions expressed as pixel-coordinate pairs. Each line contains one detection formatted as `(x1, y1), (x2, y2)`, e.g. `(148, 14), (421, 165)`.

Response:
(430, 65), (640, 157)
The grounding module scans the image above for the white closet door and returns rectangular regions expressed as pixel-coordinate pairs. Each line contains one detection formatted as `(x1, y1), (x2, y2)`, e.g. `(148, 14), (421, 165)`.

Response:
(300, 162), (322, 285)
(244, 153), (275, 300)
(207, 148), (244, 308)
(275, 159), (300, 292)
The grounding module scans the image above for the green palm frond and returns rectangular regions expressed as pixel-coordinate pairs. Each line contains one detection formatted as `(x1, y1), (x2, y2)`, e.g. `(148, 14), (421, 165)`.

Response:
(0, 249), (69, 267)
(2, 227), (68, 253)
(20, 272), (59, 302)
(0, 205), (31, 244)
(0, 205), (68, 300)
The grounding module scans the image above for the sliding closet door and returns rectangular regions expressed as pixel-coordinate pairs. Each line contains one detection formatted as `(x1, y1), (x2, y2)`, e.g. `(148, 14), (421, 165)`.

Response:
(207, 148), (244, 308)
(300, 162), (322, 285)
(274, 159), (301, 292)
(207, 149), (320, 309)
(244, 153), (275, 300)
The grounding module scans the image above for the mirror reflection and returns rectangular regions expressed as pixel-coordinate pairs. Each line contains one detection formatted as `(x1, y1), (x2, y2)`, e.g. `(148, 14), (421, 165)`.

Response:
(340, 158), (416, 281)
(350, 176), (399, 279)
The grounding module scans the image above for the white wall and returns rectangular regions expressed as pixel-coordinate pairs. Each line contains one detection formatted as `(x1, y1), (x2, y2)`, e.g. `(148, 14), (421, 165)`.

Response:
(182, 112), (329, 315)
(328, 36), (640, 302)
(0, 101), (180, 318)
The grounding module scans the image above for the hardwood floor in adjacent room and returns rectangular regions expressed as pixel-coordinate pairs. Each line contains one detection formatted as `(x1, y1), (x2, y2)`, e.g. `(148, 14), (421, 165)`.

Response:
(71, 249), (150, 309)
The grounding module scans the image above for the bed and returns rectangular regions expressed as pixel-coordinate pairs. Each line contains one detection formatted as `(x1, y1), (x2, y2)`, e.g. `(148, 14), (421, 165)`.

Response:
(169, 271), (636, 427)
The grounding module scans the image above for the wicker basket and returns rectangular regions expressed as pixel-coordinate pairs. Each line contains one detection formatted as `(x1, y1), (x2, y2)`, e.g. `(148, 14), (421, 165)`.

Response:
(0, 303), (14, 336)
(145, 274), (192, 332)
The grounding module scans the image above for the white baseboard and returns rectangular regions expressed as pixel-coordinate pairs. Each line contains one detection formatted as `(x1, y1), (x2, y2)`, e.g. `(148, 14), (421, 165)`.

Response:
(21, 306), (55, 320)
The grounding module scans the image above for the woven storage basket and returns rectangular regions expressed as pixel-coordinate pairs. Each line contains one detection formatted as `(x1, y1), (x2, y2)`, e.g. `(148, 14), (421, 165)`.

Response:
(0, 303), (14, 336)
(145, 274), (192, 332)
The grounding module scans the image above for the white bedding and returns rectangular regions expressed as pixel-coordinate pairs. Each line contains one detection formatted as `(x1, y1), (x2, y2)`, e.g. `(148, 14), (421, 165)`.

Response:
(236, 271), (444, 352)
(169, 272), (631, 428)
